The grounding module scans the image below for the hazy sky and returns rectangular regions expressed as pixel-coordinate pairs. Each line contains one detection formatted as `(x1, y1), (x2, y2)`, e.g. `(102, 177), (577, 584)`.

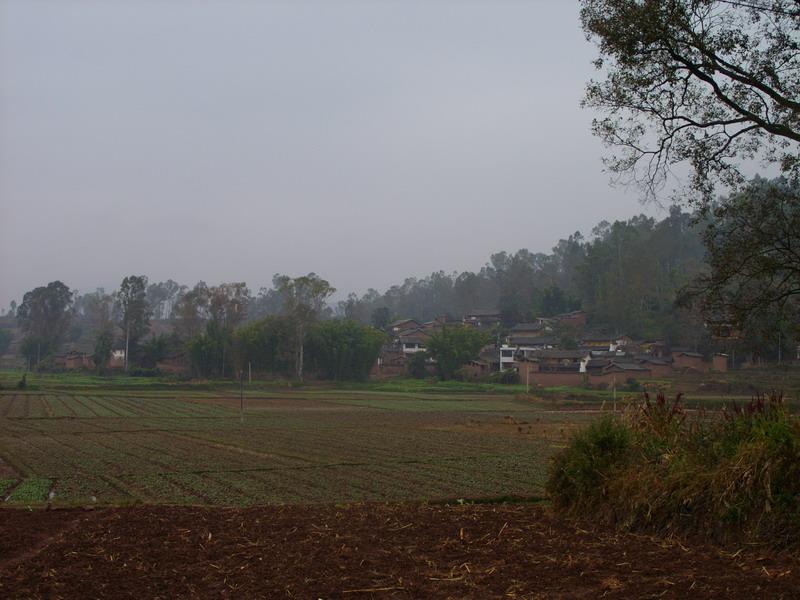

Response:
(0, 0), (661, 309)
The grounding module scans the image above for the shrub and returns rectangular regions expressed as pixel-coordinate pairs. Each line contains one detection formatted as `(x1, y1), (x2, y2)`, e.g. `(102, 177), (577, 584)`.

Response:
(546, 415), (632, 513)
(408, 352), (428, 379)
(623, 377), (641, 392)
(488, 370), (520, 385)
(547, 392), (800, 550)
(127, 368), (161, 378)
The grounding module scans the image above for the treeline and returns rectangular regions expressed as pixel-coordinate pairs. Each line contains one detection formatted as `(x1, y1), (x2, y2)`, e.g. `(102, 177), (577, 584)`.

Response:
(342, 208), (707, 343)
(7, 273), (386, 380)
(5, 193), (797, 374)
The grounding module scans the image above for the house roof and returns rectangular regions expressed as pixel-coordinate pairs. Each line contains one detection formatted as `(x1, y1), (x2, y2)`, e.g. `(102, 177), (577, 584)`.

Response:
(464, 309), (501, 317)
(585, 359), (611, 369)
(581, 334), (615, 342)
(553, 310), (586, 319)
(589, 350), (626, 358)
(507, 336), (559, 346)
(675, 351), (703, 358)
(632, 355), (671, 365)
(604, 362), (651, 372)
(510, 322), (546, 332)
(388, 319), (420, 329)
(530, 350), (587, 360)
(399, 329), (431, 343)
(540, 364), (581, 373)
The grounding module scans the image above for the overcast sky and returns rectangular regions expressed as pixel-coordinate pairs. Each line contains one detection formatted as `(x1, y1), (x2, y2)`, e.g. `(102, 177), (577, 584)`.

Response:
(0, 0), (661, 310)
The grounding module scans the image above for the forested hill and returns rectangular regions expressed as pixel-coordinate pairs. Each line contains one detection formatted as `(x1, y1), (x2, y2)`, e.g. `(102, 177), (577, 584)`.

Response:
(2, 208), (710, 361)
(337, 208), (706, 344)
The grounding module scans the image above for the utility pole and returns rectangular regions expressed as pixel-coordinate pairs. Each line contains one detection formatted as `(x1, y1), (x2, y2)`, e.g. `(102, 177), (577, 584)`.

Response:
(240, 370), (245, 425)
(526, 363), (530, 395)
(612, 376), (617, 412)
(124, 320), (130, 372)
(248, 361), (252, 384)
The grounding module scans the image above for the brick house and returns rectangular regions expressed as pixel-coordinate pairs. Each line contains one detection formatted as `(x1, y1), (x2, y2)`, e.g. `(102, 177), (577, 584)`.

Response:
(387, 319), (422, 335)
(398, 328), (431, 354)
(463, 309), (502, 329)
(671, 351), (707, 371)
(53, 351), (94, 370)
(552, 310), (587, 328)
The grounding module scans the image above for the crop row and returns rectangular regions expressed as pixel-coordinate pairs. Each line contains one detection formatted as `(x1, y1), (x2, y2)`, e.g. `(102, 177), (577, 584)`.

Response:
(0, 393), (238, 421)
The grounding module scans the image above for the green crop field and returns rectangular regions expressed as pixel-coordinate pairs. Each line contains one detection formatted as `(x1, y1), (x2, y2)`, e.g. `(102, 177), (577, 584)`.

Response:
(3, 367), (795, 508)
(0, 374), (595, 507)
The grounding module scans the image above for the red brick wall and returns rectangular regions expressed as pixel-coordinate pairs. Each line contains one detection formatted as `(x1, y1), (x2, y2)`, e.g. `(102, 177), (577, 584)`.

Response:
(646, 364), (673, 378)
(672, 354), (708, 372)
(370, 364), (406, 380)
(156, 360), (189, 374)
(517, 362), (654, 387)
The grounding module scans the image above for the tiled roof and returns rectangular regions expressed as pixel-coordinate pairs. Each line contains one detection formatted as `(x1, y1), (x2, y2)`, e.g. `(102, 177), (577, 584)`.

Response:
(508, 336), (558, 346)
(464, 309), (501, 317)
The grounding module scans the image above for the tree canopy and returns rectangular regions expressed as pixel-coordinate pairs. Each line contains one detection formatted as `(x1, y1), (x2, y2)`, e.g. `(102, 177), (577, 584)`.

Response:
(114, 275), (151, 370)
(685, 177), (800, 329)
(275, 273), (336, 380)
(307, 320), (385, 381)
(16, 281), (74, 364)
(580, 0), (800, 200)
(426, 326), (489, 381)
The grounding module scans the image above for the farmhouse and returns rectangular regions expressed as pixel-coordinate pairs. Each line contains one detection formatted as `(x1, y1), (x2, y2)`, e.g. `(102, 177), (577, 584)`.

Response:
(551, 309), (587, 328)
(398, 328), (431, 354)
(387, 319), (422, 335)
(463, 309), (501, 329)
(500, 336), (560, 371)
(53, 350), (94, 370)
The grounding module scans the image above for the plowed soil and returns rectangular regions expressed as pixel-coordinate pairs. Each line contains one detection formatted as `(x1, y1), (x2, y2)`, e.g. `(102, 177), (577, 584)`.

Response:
(1, 503), (798, 599)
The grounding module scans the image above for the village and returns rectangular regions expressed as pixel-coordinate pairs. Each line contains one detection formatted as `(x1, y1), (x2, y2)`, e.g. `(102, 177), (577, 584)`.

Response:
(373, 308), (727, 384)
(5, 305), (730, 387)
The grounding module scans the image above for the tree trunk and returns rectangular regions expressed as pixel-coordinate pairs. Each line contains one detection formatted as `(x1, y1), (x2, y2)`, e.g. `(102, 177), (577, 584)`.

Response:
(297, 324), (304, 381)
(125, 321), (130, 372)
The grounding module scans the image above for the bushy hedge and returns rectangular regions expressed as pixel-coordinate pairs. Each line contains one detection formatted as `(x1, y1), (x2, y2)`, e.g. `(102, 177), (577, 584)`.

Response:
(546, 392), (800, 549)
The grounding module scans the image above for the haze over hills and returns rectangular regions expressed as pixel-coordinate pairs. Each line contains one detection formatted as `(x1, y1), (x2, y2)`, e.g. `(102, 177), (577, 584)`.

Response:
(0, 1), (659, 311)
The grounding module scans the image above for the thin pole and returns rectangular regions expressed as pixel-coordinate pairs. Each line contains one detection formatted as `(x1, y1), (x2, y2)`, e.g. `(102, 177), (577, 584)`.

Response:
(240, 370), (244, 425)
(612, 376), (617, 412)
(526, 364), (529, 395)
(124, 321), (129, 372)
(248, 361), (252, 384)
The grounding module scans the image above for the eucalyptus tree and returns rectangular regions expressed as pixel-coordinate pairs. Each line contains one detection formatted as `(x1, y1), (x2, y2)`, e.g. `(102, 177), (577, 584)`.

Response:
(275, 273), (335, 380)
(114, 275), (151, 371)
(173, 282), (210, 340)
(207, 282), (250, 376)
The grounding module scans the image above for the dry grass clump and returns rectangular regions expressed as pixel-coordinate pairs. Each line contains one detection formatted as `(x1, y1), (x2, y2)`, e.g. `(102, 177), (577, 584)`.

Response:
(547, 392), (800, 549)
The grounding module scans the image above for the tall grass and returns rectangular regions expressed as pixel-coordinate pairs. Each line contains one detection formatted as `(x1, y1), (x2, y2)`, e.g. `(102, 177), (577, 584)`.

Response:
(547, 392), (800, 549)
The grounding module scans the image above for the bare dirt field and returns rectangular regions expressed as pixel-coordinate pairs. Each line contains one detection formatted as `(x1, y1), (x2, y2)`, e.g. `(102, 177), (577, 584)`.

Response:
(1, 503), (798, 599)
